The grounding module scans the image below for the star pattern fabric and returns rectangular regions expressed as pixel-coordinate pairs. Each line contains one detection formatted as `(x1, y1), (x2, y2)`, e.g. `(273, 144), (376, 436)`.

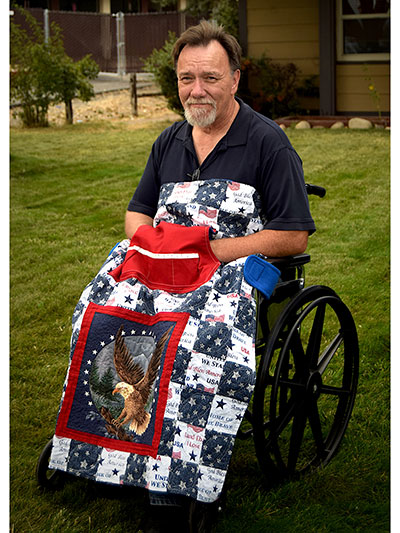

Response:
(50, 180), (265, 503)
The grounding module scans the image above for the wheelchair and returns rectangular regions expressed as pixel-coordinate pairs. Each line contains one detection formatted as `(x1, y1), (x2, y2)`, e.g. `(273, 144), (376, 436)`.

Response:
(36, 184), (359, 524)
(233, 183), (359, 487)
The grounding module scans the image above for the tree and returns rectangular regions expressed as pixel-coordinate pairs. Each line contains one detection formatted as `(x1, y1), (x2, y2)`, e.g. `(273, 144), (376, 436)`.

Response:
(53, 54), (99, 125)
(151, 0), (239, 38)
(10, 5), (99, 127)
(185, 0), (239, 39)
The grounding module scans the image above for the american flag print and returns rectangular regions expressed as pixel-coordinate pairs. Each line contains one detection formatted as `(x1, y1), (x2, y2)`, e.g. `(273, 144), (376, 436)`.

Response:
(49, 179), (265, 503)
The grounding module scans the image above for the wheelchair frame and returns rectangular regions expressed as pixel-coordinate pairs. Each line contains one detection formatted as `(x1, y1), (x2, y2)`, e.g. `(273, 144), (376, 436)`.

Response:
(36, 184), (359, 497)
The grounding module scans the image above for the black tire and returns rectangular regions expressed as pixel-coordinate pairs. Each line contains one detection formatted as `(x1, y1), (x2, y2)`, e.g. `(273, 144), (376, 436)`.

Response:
(253, 285), (359, 482)
(36, 439), (66, 489)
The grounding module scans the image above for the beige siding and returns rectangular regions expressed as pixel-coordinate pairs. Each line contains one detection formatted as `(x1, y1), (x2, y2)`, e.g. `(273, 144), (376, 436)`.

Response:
(246, 0), (390, 114)
(247, 0), (319, 78)
(336, 64), (390, 114)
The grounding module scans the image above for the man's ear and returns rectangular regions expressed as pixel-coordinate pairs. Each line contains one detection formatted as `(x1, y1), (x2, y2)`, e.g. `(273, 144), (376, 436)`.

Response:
(232, 69), (241, 94)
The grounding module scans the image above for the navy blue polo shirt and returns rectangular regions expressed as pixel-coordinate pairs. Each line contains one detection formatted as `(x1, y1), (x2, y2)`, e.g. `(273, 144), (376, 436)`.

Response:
(128, 98), (315, 233)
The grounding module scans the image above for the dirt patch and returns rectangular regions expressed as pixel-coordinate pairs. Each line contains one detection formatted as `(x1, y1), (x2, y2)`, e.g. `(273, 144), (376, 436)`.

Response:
(10, 90), (182, 128)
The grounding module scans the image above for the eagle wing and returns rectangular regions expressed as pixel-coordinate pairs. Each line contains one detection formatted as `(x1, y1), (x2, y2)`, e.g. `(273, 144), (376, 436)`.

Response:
(113, 325), (145, 385)
(137, 326), (173, 403)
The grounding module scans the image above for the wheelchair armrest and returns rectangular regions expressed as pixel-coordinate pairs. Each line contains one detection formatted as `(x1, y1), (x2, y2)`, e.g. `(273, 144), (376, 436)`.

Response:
(305, 183), (326, 198)
(266, 254), (311, 271)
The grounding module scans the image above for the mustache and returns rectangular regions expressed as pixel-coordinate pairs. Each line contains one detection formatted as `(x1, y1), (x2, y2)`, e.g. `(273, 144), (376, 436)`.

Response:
(185, 98), (216, 107)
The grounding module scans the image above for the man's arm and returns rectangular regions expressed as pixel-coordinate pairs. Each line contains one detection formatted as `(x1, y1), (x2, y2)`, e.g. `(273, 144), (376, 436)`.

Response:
(125, 210), (154, 239)
(210, 229), (308, 263)
(125, 210), (308, 261)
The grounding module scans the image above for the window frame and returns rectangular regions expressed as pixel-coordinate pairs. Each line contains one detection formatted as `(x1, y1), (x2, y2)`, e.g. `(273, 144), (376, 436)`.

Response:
(336, 0), (390, 62)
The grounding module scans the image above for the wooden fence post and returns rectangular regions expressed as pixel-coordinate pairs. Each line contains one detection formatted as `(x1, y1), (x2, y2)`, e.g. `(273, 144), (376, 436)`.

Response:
(130, 73), (138, 117)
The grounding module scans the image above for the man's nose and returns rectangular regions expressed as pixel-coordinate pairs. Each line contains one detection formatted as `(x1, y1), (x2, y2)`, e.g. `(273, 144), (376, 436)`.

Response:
(190, 77), (207, 97)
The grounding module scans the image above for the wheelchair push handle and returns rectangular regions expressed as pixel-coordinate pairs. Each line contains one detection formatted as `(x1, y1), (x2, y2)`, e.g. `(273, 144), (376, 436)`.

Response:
(305, 183), (326, 198)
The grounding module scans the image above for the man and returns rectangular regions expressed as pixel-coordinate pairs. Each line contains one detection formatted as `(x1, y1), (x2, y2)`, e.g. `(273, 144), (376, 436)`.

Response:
(50, 20), (315, 533)
(124, 20), (315, 532)
(125, 20), (315, 259)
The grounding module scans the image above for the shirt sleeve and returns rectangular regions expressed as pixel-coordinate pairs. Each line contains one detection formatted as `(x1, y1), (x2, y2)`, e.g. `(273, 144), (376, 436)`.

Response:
(259, 146), (316, 234)
(127, 141), (160, 217)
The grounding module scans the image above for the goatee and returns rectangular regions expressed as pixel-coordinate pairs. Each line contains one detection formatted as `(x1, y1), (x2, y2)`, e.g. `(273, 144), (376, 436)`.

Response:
(184, 98), (217, 127)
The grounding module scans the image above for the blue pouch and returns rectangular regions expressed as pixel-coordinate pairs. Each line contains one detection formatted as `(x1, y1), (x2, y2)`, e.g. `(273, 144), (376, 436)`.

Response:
(243, 255), (281, 299)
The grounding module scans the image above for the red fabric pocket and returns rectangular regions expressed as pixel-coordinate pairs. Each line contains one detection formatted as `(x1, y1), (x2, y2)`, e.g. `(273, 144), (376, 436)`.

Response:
(109, 222), (221, 293)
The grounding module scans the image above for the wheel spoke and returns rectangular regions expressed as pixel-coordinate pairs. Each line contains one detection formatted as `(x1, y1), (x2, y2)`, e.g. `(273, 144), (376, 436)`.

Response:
(269, 397), (297, 439)
(320, 383), (351, 398)
(306, 302), (326, 369)
(288, 329), (308, 379)
(278, 353), (291, 415)
(317, 333), (343, 374)
(287, 405), (307, 472)
(308, 399), (326, 458)
(278, 378), (305, 392)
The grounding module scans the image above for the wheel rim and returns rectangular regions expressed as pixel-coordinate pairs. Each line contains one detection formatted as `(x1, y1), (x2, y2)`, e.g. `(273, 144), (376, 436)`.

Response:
(253, 286), (359, 480)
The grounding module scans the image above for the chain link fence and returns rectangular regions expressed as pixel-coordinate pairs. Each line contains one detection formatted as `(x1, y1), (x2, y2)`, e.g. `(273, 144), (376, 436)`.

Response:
(11, 8), (198, 73)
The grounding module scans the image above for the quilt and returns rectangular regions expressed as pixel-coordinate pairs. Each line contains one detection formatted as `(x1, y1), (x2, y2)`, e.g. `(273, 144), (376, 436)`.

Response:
(49, 179), (276, 503)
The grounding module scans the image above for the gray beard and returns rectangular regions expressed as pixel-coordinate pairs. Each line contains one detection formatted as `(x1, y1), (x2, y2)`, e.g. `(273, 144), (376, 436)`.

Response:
(184, 103), (217, 128)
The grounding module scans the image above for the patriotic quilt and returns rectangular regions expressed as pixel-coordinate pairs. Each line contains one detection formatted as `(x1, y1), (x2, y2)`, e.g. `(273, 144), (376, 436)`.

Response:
(49, 179), (271, 503)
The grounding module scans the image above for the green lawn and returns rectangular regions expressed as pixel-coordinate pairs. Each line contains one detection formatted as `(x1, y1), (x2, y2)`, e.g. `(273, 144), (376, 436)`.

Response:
(10, 121), (390, 532)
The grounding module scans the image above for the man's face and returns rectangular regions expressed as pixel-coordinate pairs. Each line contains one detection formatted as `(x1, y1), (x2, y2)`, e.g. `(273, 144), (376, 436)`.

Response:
(176, 40), (240, 128)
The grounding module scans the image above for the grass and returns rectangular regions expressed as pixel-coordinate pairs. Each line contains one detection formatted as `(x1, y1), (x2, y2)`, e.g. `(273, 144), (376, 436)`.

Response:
(10, 121), (390, 532)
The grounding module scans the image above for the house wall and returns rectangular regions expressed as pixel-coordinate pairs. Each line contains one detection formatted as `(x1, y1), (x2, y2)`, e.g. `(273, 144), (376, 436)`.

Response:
(336, 63), (390, 115)
(246, 0), (390, 115)
(246, 0), (319, 78)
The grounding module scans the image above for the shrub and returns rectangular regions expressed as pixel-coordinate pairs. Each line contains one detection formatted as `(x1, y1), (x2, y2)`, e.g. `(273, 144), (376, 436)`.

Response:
(10, 5), (99, 126)
(238, 55), (302, 119)
(143, 32), (183, 116)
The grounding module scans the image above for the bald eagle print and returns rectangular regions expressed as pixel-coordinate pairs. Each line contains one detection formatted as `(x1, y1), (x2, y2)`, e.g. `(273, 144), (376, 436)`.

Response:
(111, 325), (173, 436)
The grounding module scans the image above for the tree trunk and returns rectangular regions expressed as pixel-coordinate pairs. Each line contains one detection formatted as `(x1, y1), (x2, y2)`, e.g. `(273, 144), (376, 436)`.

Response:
(65, 99), (73, 124)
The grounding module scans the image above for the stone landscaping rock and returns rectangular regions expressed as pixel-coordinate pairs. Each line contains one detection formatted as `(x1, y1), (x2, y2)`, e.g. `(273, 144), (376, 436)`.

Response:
(295, 120), (311, 129)
(274, 115), (389, 129)
(348, 117), (373, 129)
(331, 121), (345, 129)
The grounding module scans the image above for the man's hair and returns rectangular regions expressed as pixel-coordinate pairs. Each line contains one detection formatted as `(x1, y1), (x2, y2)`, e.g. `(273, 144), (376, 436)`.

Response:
(172, 20), (242, 73)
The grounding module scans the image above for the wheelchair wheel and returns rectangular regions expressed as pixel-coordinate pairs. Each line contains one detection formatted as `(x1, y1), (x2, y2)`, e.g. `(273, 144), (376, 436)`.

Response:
(253, 285), (359, 483)
(36, 439), (65, 489)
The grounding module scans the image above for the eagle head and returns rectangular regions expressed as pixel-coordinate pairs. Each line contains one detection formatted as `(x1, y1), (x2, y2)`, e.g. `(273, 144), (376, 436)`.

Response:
(112, 382), (133, 399)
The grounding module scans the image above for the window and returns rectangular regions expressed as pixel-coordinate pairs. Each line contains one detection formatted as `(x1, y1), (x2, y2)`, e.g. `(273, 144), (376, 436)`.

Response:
(337, 0), (390, 61)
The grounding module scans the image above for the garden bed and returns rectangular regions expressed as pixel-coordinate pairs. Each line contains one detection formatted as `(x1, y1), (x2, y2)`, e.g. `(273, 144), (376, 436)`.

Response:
(275, 115), (390, 128)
